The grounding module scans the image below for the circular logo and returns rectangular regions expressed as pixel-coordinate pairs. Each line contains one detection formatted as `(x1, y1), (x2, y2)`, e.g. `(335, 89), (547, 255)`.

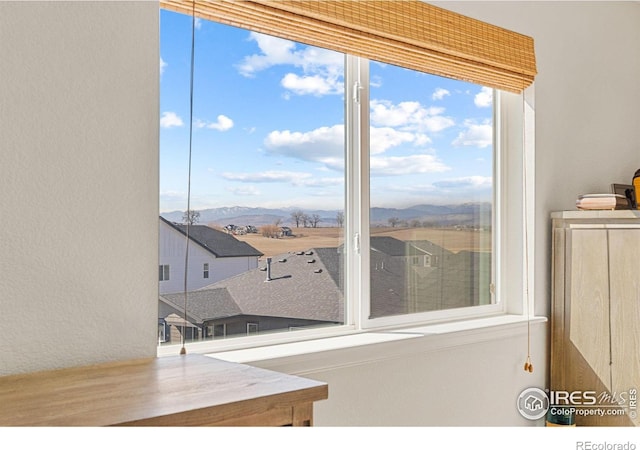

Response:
(517, 387), (549, 420)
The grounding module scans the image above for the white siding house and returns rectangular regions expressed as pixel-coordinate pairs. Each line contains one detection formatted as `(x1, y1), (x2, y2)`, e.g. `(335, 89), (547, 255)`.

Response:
(159, 217), (263, 294)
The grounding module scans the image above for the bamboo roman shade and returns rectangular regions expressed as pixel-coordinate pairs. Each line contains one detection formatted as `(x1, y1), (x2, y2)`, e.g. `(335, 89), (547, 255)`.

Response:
(160, 0), (536, 93)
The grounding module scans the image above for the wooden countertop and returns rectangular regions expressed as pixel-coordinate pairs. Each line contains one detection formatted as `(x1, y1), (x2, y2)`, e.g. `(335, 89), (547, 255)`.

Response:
(0, 354), (328, 426)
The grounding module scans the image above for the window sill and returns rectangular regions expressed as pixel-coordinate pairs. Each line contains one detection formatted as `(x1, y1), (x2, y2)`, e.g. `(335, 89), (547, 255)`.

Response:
(204, 314), (547, 375)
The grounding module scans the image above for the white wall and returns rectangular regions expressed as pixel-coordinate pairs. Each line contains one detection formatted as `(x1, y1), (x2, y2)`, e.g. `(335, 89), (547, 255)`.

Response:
(0, 1), (159, 375)
(1, 0), (639, 427)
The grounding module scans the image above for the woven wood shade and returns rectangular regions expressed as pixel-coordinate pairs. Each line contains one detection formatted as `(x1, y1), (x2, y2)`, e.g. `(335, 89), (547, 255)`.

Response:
(160, 0), (536, 93)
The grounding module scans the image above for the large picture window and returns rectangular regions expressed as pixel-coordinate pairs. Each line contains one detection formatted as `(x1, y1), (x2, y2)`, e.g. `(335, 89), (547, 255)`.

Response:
(159, 3), (532, 349)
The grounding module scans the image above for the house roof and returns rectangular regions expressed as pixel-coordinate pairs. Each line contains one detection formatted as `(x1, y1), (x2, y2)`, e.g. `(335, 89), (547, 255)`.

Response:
(159, 237), (488, 324)
(370, 236), (429, 257)
(161, 247), (344, 324)
(160, 216), (263, 258)
(160, 288), (242, 324)
(407, 240), (453, 257)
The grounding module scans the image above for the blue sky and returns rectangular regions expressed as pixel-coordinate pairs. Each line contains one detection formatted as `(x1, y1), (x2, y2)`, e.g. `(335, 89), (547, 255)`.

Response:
(160, 10), (493, 213)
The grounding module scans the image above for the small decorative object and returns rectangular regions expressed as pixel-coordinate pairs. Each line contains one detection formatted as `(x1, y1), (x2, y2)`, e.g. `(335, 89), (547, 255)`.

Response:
(577, 193), (629, 210)
(633, 169), (640, 210)
(611, 183), (636, 209)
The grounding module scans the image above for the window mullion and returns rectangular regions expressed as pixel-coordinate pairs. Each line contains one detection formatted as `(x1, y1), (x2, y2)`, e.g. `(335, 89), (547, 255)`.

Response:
(344, 54), (359, 328)
(358, 58), (371, 328)
(344, 55), (370, 329)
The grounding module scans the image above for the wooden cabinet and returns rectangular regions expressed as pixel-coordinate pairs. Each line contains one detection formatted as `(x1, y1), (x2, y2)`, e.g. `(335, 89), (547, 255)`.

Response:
(0, 354), (327, 426)
(551, 211), (640, 426)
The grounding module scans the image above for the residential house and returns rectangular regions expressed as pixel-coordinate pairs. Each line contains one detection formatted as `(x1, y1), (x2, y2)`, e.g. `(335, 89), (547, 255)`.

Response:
(369, 237), (489, 317)
(159, 237), (486, 338)
(159, 216), (263, 294)
(3, 0), (639, 431)
(159, 248), (344, 343)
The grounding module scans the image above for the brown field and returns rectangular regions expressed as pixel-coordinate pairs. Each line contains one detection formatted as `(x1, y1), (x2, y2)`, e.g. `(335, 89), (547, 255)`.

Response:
(229, 226), (491, 259)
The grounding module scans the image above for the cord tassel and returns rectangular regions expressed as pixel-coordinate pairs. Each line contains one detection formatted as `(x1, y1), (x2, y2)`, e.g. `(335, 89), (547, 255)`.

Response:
(524, 356), (533, 373)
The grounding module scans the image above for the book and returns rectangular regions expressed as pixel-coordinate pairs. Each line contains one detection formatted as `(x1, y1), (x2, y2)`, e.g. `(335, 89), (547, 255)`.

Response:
(576, 193), (631, 210)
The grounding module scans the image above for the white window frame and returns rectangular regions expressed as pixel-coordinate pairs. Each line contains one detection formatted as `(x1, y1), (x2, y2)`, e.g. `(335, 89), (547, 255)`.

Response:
(158, 34), (535, 356)
(344, 58), (533, 331)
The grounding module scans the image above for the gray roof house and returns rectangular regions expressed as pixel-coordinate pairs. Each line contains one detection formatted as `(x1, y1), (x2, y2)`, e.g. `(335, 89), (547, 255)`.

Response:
(159, 235), (490, 342)
(158, 216), (263, 295)
(159, 247), (344, 342)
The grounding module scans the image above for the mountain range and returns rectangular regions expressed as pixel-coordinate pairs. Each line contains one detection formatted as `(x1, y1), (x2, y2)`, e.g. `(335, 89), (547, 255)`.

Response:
(161, 203), (492, 228)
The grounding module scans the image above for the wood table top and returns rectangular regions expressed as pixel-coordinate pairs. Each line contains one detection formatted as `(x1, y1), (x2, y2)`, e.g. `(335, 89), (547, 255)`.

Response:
(0, 354), (328, 426)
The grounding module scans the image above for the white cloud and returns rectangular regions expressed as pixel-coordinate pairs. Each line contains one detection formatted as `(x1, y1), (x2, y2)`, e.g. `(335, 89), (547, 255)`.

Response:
(432, 88), (450, 101)
(195, 115), (234, 131)
(370, 154), (450, 176)
(159, 190), (188, 213)
(301, 177), (343, 187)
(237, 32), (343, 76)
(474, 87), (493, 108)
(370, 75), (383, 88)
(264, 125), (344, 162)
(263, 120), (440, 172)
(160, 111), (183, 128)
(452, 121), (493, 148)
(221, 171), (342, 191)
(236, 31), (343, 97)
(194, 18), (202, 30)
(221, 171), (313, 184)
(237, 33), (298, 76)
(208, 115), (234, 131)
(281, 73), (341, 96)
(370, 100), (454, 133)
(369, 127), (425, 155)
(160, 57), (167, 76)
(226, 185), (261, 196)
(433, 176), (492, 189)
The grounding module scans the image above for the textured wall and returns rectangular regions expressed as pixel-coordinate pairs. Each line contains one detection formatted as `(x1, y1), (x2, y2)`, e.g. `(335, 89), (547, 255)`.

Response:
(0, 1), (159, 375)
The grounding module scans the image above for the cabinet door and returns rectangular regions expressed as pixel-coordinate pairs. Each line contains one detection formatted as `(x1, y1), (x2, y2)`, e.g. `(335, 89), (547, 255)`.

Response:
(608, 229), (640, 426)
(568, 229), (611, 391)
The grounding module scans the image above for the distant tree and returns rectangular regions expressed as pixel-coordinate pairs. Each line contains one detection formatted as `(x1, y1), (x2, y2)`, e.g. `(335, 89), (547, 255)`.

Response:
(290, 210), (304, 228)
(273, 217), (283, 227)
(336, 211), (344, 228)
(388, 217), (400, 228)
(301, 213), (310, 228)
(183, 210), (200, 225)
(310, 214), (321, 228)
(409, 219), (421, 228)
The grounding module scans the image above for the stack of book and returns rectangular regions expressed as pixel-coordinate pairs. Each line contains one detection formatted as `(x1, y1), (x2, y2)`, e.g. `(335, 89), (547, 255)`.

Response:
(576, 194), (630, 210)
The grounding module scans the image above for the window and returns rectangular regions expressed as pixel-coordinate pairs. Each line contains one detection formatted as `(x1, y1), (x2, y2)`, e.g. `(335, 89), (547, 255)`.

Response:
(160, 15), (345, 343)
(159, 6), (533, 349)
(366, 61), (494, 322)
(158, 322), (167, 343)
(214, 324), (226, 338)
(159, 264), (170, 282)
